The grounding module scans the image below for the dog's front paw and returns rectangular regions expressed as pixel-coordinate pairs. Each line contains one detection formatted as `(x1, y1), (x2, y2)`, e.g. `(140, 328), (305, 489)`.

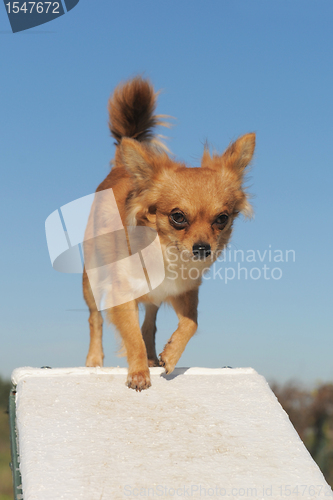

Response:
(127, 369), (151, 392)
(159, 350), (176, 375)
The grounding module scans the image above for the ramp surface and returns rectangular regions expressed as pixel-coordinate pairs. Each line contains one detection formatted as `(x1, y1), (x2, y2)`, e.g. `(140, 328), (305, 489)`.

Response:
(11, 367), (333, 500)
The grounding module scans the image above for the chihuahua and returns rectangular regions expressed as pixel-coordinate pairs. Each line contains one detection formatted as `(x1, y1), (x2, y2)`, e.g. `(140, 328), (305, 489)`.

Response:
(82, 77), (255, 391)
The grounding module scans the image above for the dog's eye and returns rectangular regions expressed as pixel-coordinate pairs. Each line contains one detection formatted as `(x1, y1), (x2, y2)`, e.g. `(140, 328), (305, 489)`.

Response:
(214, 214), (229, 229)
(169, 211), (188, 229)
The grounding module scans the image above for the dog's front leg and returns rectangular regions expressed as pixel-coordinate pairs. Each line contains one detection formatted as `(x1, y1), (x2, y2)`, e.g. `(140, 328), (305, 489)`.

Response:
(159, 288), (198, 374)
(107, 301), (151, 391)
(84, 269), (104, 368)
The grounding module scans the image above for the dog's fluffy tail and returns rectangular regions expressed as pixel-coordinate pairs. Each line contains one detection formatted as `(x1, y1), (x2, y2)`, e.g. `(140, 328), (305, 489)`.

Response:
(108, 76), (171, 150)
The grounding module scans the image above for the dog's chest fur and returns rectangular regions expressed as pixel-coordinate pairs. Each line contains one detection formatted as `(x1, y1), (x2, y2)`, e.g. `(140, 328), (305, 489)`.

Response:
(146, 247), (208, 306)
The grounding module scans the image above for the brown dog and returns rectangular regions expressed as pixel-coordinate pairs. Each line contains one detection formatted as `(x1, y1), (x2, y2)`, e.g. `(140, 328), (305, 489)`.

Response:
(83, 77), (255, 391)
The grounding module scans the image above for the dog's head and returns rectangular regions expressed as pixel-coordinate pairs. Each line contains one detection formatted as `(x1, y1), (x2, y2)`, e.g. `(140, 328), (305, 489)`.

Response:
(120, 133), (255, 264)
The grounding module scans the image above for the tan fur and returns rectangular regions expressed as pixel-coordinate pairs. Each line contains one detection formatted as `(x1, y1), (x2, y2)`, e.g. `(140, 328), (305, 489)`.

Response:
(83, 76), (255, 391)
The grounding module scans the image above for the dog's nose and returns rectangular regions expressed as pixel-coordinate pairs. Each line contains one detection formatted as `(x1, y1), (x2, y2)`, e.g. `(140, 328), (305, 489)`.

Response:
(192, 242), (211, 259)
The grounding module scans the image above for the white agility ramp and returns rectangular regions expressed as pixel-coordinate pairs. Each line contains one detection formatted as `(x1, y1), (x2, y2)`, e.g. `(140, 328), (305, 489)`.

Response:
(10, 367), (333, 500)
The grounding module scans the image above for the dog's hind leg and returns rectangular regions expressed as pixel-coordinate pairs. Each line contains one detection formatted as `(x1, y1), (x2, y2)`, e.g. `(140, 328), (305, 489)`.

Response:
(141, 303), (159, 367)
(83, 268), (104, 367)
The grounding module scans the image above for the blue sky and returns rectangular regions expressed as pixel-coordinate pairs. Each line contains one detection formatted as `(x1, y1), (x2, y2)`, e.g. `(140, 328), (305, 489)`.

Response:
(1, 1), (332, 386)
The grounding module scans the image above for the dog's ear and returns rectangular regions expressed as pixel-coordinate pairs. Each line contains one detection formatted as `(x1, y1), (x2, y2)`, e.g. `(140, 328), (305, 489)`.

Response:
(202, 133), (255, 219)
(221, 133), (256, 175)
(201, 147), (212, 168)
(119, 138), (162, 187)
(203, 133), (255, 177)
